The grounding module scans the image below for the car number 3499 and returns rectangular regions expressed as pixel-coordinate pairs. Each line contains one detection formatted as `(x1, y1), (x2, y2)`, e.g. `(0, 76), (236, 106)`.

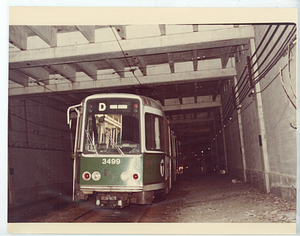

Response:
(102, 158), (121, 165)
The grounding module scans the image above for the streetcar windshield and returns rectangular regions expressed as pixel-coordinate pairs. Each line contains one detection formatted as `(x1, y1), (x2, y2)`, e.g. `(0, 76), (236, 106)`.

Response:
(83, 99), (140, 155)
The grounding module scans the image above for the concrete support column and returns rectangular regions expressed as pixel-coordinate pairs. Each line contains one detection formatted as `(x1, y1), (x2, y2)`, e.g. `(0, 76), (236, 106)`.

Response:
(233, 76), (247, 182)
(250, 38), (270, 193)
(213, 121), (220, 168)
(220, 107), (228, 173)
(209, 130), (214, 164)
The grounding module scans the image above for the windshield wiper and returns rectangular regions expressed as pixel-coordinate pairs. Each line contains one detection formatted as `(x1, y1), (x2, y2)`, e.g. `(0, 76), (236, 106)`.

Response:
(85, 130), (98, 155)
(106, 133), (125, 156)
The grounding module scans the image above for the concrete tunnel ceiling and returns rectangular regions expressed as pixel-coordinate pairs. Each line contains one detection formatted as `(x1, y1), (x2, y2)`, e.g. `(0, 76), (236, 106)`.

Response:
(8, 24), (254, 147)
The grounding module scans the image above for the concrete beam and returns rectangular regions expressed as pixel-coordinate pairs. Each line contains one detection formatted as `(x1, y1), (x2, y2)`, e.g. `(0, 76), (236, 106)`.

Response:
(167, 53), (175, 73)
(76, 62), (97, 80)
(170, 116), (214, 125)
(163, 100), (222, 112)
(10, 26), (254, 69)
(17, 67), (50, 85)
(159, 24), (166, 35)
(75, 25), (95, 43)
(9, 26), (28, 50)
(177, 126), (211, 134)
(194, 82), (198, 103)
(212, 79), (222, 101)
(9, 67), (236, 96)
(113, 25), (126, 40)
(105, 59), (125, 78)
(27, 26), (57, 47)
(49, 64), (76, 82)
(137, 56), (147, 76)
(192, 50), (198, 71)
(175, 84), (182, 104)
(220, 46), (233, 68)
(193, 25), (198, 32)
(9, 70), (29, 87)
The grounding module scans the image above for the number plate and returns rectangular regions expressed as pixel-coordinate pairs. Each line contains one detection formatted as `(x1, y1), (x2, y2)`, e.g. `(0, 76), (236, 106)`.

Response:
(102, 158), (121, 165)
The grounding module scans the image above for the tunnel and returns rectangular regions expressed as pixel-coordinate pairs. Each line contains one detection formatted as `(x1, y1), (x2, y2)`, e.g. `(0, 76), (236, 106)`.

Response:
(8, 21), (297, 222)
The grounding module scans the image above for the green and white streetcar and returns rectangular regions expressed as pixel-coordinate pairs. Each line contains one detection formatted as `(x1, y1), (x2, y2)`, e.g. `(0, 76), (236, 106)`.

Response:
(67, 93), (178, 208)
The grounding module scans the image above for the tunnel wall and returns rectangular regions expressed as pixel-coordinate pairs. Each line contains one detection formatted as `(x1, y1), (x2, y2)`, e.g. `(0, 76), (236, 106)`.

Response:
(220, 78), (244, 178)
(8, 97), (73, 207)
(252, 24), (297, 200)
(222, 24), (297, 201)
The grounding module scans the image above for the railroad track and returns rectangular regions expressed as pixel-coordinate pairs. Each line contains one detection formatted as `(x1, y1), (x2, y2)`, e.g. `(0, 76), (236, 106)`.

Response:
(69, 205), (151, 223)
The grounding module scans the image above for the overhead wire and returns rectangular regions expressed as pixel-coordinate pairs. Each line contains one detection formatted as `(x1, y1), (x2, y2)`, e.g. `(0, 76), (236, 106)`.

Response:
(250, 24), (281, 72)
(220, 24), (297, 129)
(233, 24), (273, 94)
(249, 24), (273, 61)
(222, 25), (276, 117)
(235, 25), (289, 89)
(253, 25), (296, 84)
(279, 66), (297, 109)
(109, 25), (142, 85)
(10, 113), (70, 133)
(287, 43), (297, 98)
(9, 128), (70, 141)
(252, 25), (291, 81)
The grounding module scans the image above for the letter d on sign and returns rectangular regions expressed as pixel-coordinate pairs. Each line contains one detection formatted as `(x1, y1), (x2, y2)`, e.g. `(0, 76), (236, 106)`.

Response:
(99, 103), (106, 111)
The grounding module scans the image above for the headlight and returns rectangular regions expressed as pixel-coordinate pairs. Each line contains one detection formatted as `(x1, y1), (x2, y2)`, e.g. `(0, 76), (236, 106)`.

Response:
(92, 171), (101, 181)
(120, 172), (130, 181)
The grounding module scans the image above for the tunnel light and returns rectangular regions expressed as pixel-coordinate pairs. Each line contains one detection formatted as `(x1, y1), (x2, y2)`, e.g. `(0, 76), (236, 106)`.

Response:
(248, 90), (255, 97)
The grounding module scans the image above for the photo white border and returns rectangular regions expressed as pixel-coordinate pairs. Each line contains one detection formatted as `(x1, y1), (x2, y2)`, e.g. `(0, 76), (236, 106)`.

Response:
(2, 1), (299, 235)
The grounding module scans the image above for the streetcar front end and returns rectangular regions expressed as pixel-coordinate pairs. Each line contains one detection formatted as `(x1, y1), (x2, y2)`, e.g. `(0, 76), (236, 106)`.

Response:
(67, 94), (175, 209)
(69, 95), (152, 208)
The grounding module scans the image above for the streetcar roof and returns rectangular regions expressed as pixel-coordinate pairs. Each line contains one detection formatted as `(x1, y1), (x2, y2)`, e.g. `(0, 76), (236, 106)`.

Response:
(82, 93), (163, 110)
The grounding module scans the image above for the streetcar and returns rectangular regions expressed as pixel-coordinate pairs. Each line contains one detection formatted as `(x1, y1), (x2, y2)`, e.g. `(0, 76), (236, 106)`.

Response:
(67, 93), (178, 208)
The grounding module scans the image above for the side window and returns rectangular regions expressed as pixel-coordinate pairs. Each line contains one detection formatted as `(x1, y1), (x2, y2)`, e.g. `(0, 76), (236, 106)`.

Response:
(77, 114), (82, 151)
(154, 117), (161, 149)
(145, 113), (164, 151)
